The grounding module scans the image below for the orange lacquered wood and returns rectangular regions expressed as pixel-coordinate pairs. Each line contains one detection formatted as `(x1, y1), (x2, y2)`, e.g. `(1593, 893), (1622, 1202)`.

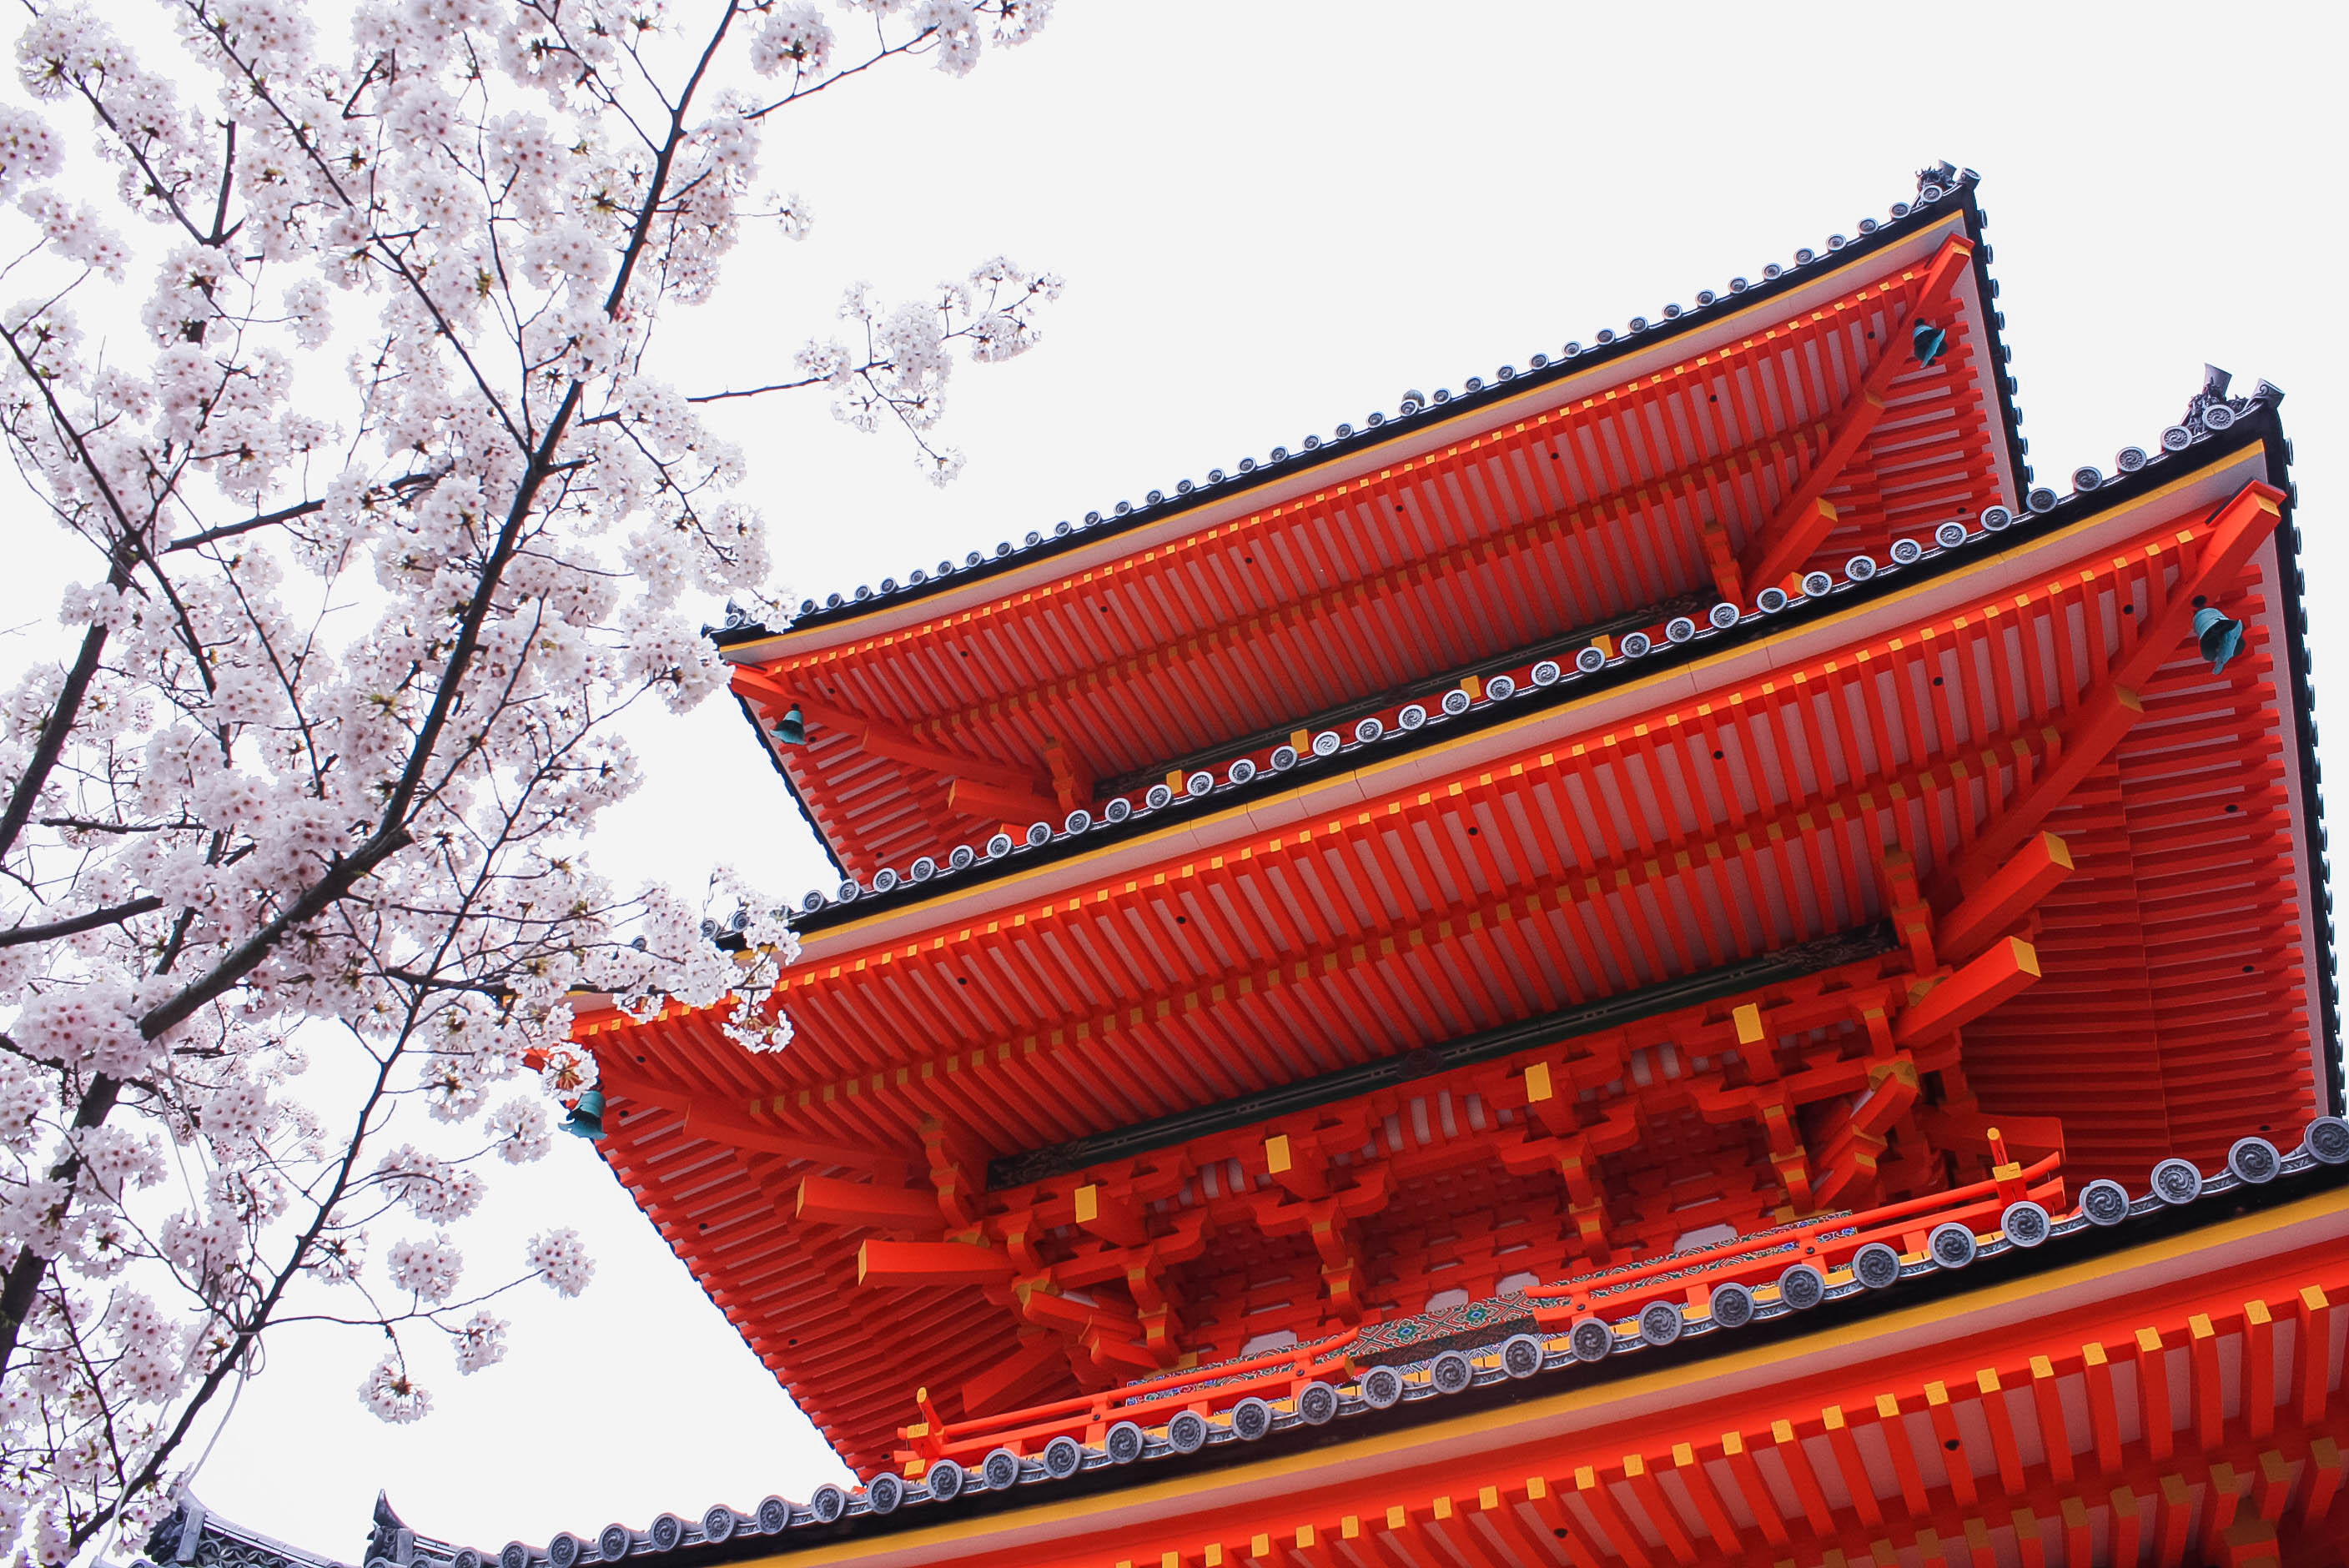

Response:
(585, 456), (2317, 1475)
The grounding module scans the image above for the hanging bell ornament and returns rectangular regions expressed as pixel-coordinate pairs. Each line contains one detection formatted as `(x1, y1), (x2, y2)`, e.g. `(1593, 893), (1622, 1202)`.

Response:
(561, 1088), (606, 1140)
(1911, 320), (1948, 368)
(2192, 605), (2243, 674)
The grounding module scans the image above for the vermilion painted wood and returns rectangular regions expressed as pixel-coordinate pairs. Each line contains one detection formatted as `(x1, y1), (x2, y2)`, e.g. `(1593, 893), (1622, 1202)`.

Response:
(785, 1219), (2349, 1568)
(1736, 235), (1976, 598)
(734, 254), (2002, 881)
(585, 469), (2318, 1470)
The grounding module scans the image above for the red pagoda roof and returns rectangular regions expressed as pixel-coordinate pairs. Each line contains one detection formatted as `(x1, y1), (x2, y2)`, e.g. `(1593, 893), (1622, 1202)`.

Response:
(721, 184), (2021, 886)
(586, 415), (2333, 1471)
(210, 1140), (2349, 1568)
(162, 1140), (2349, 1567)
(158, 166), (2349, 1568)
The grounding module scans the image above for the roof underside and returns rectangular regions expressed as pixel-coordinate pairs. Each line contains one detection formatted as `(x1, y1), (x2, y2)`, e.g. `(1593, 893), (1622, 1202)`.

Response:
(727, 202), (2013, 883)
(590, 433), (2328, 1471)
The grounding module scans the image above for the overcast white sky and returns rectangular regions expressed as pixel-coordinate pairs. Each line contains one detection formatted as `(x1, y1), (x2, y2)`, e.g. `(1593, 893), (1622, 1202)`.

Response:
(163, 0), (2349, 1558)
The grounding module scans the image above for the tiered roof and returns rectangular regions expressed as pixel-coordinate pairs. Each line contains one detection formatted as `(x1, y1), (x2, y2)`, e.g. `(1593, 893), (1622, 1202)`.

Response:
(184, 160), (2349, 1568)
(163, 1138), (2349, 1566)
(603, 435), (2330, 1473)
(570, 163), (2334, 1508)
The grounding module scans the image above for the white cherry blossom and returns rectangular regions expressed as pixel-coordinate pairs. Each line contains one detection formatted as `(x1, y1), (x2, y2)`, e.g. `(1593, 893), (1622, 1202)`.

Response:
(450, 1309), (509, 1375)
(526, 1228), (594, 1299)
(385, 1236), (462, 1303)
(358, 1355), (430, 1425)
(0, 0), (1059, 1556)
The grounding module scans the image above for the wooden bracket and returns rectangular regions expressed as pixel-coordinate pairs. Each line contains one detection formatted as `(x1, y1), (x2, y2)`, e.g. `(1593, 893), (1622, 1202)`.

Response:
(1733, 235), (1975, 601)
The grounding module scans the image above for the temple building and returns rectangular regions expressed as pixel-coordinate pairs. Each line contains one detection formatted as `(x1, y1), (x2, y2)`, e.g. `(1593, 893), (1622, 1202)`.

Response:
(169, 163), (2347, 1568)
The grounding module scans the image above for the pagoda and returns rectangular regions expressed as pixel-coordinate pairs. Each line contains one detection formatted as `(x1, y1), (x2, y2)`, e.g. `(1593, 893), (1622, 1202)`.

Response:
(169, 165), (2348, 1568)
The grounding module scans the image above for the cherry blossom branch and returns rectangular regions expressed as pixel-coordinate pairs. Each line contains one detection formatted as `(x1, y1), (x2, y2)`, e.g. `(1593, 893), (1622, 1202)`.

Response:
(68, 1019), (411, 1550)
(0, 313), (150, 860)
(0, 0), (1058, 1531)
(138, 832), (419, 1045)
(0, 1073), (123, 1372)
(0, 897), (163, 947)
(38, 73), (221, 249)
(743, 33), (931, 118)
(682, 369), (828, 404)
(0, 612), (114, 862)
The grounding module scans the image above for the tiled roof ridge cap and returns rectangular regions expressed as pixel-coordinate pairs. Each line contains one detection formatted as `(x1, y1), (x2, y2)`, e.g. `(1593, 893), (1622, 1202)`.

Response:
(712, 164), (1985, 645)
(144, 1492), (353, 1568)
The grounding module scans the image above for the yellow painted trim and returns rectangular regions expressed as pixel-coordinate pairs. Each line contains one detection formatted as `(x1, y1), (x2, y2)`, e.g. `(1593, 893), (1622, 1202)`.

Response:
(743, 1183), (2349, 1565)
(797, 440), (2262, 954)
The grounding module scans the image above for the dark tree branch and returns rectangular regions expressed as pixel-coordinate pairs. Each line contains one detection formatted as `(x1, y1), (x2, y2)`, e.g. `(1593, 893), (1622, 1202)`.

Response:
(136, 830), (414, 1043)
(683, 370), (827, 405)
(0, 897), (163, 947)
(0, 610), (117, 864)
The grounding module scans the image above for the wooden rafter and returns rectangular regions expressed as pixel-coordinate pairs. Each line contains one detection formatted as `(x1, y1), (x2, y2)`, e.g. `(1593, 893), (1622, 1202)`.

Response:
(744, 227), (2008, 881)
(1941, 480), (2286, 894)
(636, 479), (2297, 1182)
(822, 937), (2035, 1377)
(587, 439), (2321, 1474)
(596, 1058), (913, 1179)
(1734, 233), (1977, 601)
(732, 665), (1063, 818)
(1934, 830), (2075, 962)
(868, 1212), (2349, 1568)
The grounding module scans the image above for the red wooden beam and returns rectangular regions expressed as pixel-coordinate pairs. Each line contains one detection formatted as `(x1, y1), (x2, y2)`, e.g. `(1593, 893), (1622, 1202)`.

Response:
(960, 1334), (1068, 1417)
(733, 664), (1058, 798)
(595, 1057), (917, 1179)
(797, 1173), (943, 1231)
(858, 1238), (1017, 1289)
(1737, 234), (1975, 597)
(948, 775), (1066, 828)
(1894, 937), (2042, 1048)
(1935, 831), (2076, 962)
(1944, 481), (2286, 892)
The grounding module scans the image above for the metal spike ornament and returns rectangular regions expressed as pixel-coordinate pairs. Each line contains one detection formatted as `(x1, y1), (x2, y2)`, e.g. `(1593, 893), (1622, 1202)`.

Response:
(772, 705), (805, 746)
(561, 1088), (606, 1139)
(2193, 604), (2243, 674)
(1911, 320), (1947, 367)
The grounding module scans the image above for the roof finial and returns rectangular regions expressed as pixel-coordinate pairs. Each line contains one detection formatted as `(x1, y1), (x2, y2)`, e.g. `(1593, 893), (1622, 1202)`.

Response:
(1914, 159), (1959, 195)
(2183, 364), (2250, 434)
(367, 1495), (415, 1568)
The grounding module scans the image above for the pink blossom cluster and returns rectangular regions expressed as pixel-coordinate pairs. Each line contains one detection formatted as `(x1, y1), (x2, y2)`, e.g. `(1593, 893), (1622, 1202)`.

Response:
(0, 0), (1057, 1555)
(526, 1227), (594, 1299)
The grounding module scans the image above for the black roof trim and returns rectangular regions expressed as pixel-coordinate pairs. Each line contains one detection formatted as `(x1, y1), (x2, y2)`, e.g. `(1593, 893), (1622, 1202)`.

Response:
(145, 1493), (349, 1568)
(2256, 415), (2341, 1113)
(727, 687), (843, 886)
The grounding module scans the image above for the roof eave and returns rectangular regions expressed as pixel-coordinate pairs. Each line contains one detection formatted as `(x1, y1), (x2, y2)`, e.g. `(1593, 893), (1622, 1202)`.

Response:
(784, 416), (2282, 939)
(729, 176), (2005, 649)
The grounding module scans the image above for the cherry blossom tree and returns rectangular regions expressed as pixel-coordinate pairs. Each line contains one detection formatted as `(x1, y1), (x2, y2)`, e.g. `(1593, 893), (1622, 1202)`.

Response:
(0, 0), (1058, 1558)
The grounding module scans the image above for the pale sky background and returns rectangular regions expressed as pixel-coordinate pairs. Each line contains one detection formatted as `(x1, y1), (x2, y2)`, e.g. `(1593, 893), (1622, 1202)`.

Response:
(97, 0), (2349, 1557)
